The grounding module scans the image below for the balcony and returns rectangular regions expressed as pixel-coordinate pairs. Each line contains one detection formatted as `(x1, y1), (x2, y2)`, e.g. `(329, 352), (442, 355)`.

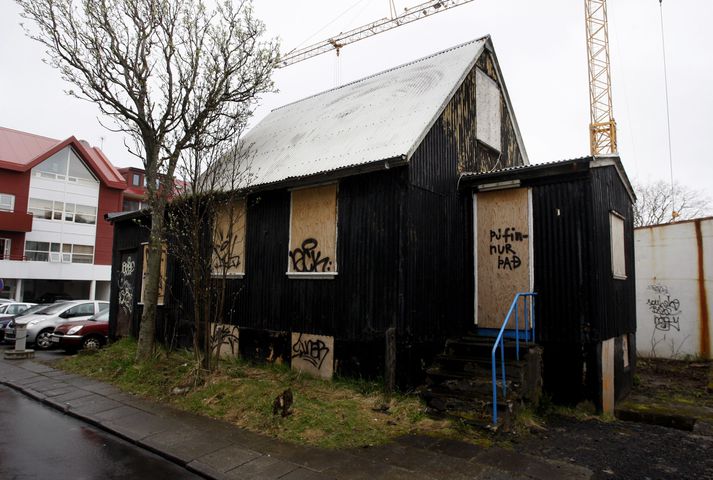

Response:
(0, 211), (33, 232)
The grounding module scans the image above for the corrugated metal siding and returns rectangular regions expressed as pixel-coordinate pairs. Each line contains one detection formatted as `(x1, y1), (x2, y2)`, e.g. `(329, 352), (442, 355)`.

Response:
(406, 118), (472, 341)
(233, 168), (404, 340)
(532, 177), (593, 344)
(589, 166), (637, 341)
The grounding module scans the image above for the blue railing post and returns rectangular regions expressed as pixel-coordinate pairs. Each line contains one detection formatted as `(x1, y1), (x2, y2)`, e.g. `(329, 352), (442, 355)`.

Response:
(490, 291), (537, 427)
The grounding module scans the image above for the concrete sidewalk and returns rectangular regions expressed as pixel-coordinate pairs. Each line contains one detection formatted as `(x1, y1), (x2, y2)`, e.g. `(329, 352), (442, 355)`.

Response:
(0, 357), (591, 480)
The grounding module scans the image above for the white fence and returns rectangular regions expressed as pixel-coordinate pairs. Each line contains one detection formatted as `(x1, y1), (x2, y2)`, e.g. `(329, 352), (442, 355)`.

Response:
(635, 217), (712, 359)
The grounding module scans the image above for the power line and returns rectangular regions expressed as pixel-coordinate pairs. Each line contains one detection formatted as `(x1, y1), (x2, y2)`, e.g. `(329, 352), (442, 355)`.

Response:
(658, 0), (677, 220)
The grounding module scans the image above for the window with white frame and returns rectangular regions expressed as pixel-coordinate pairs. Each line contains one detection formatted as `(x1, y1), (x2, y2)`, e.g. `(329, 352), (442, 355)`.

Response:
(25, 241), (93, 263)
(610, 212), (626, 279)
(132, 173), (141, 186)
(0, 238), (11, 259)
(288, 184), (338, 277)
(0, 193), (15, 212)
(33, 147), (96, 184)
(28, 198), (97, 225)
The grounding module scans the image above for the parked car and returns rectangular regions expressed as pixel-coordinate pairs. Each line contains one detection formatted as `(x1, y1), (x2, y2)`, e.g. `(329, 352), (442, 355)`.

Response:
(36, 293), (73, 304)
(6, 300), (108, 349)
(0, 302), (37, 319)
(51, 309), (109, 352)
(0, 304), (49, 342)
(0, 298), (11, 303)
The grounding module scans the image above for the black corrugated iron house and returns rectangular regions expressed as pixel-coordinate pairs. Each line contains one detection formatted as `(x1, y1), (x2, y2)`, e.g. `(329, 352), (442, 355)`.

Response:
(108, 36), (635, 413)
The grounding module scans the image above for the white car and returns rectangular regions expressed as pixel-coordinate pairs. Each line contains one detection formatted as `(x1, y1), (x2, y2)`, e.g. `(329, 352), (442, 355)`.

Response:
(0, 302), (37, 319)
(6, 300), (108, 350)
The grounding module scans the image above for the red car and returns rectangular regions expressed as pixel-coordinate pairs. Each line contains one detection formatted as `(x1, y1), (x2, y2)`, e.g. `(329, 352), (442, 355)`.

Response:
(51, 309), (109, 352)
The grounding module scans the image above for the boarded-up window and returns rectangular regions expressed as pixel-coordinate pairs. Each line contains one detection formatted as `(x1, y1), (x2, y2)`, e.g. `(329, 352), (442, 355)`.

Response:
(610, 212), (626, 279)
(140, 243), (168, 305)
(212, 199), (246, 277)
(476, 68), (501, 151)
(288, 184), (337, 276)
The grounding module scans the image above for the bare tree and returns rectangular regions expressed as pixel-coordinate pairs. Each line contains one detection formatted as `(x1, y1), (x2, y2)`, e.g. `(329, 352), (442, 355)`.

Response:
(17, 0), (278, 361)
(633, 180), (712, 227)
(166, 139), (250, 372)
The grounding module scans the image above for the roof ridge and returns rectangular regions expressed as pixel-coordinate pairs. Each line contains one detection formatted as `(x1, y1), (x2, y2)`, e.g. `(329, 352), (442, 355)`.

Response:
(0, 125), (59, 143)
(271, 35), (490, 113)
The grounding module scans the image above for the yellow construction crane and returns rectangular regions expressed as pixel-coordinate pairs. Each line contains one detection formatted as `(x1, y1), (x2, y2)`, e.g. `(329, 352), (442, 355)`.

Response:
(279, 1), (618, 157)
(585, 0), (617, 155)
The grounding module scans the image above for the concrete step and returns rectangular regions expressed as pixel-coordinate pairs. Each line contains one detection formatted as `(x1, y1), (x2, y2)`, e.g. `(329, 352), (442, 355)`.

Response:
(445, 337), (536, 359)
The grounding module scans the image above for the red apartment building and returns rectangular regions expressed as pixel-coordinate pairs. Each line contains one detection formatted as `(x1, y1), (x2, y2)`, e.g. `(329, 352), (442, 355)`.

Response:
(0, 126), (129, 301)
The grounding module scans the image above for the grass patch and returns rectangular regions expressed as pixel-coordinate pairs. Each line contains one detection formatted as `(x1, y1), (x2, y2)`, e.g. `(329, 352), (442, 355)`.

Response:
(58, 339), (473, 449)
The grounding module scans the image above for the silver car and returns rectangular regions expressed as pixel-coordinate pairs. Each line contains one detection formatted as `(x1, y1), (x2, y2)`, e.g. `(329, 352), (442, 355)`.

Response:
(0, 302), (37, 318)
(6, 300), (108, 350)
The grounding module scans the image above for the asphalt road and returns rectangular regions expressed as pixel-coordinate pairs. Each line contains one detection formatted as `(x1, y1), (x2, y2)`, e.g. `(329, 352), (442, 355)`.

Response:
(0, 385), (200, 480)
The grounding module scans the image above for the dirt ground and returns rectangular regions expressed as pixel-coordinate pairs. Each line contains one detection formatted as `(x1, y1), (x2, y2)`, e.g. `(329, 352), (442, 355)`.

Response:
(517, 358), (713, 480)
(519, 414), (713, 480)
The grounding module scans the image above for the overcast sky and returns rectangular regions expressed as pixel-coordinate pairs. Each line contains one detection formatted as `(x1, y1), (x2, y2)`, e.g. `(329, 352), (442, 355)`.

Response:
(0, 0), (710, 194)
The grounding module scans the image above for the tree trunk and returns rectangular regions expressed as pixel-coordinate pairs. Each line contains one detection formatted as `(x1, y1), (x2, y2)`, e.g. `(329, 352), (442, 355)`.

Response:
(136, 156), (166, 362)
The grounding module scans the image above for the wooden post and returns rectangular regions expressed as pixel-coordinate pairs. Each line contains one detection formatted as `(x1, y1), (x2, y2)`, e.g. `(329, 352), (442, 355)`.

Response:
(385, 327), (396, 397)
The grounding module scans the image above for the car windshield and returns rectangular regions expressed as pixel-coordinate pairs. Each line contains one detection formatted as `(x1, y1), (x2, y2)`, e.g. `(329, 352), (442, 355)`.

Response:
(39, 303), (75, 315)
(17, 304), (50, 316)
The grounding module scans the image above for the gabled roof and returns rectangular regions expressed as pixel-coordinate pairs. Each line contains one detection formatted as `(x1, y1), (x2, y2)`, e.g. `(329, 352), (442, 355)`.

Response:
(0, 126), (127, 189)
(240, 36), (527, 188)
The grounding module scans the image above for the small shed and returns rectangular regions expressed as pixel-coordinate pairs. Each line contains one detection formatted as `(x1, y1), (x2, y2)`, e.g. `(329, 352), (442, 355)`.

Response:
(461, 156), (637, 407)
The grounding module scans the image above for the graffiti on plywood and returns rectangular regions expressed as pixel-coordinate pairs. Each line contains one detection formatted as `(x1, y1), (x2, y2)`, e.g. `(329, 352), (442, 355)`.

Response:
(291, 332), (334, 379)
(489, 227), (528, 270)
(118, 256), (135, 315)
(289, 238), (332, 272)
(211, 323), (239, 359)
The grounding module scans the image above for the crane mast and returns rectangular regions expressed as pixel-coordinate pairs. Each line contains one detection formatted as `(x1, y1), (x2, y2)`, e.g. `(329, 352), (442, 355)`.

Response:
(585, 0), (617, 155)
(277, 0), (477, 68)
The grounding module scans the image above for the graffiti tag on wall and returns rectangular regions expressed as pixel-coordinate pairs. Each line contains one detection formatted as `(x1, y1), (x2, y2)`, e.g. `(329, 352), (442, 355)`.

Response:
(289, 238), (332, 272)
(118, 256), (135, 315)
(646, 284), (683, 332)
(489, 227), (528, 270)
(291, 332), (331, 370)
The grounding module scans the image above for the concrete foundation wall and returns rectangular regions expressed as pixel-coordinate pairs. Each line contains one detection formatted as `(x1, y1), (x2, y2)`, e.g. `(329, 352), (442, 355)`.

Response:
(635, 218), (712, 359)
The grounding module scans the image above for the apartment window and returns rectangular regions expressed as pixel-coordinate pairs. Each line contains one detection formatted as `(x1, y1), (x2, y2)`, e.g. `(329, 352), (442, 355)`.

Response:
(34, 147), (96, 183)
(0, 238), (10, 259)
(610, 212), (626, 279)
(0, 193), (15, 212)
(122, 199), (141, 212)
(288, 184), (338, 278)
(25, 241), (92, 263)
(211, 199), (246, 277)
(132, 173), (141, 186)
(25, 241), (51, 262)
(63, 244), (94, 263)
(28, 198), (96, 225)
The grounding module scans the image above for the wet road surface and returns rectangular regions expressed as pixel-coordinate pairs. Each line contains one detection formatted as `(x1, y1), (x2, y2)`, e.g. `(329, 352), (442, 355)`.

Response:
(0, 385), (199, 479)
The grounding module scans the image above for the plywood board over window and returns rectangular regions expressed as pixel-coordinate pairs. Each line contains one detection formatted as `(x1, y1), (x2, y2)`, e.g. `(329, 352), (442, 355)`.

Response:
(140, 243), (168, 305)
(610, 212), (626, 279)
(288, 183), (338, 278)
(212, 198), (246, 277)
(475, 68), (502, 152)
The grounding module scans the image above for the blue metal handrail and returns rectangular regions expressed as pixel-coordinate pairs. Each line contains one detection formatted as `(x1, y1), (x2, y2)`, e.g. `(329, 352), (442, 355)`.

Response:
(491, 292), (537, 425)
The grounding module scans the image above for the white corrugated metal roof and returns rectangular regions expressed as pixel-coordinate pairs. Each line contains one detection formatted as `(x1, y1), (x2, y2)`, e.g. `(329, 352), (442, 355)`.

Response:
(241, 37), (488, 187)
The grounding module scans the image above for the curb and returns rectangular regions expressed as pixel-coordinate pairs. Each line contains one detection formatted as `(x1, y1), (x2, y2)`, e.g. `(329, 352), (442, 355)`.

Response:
(0, 378), (217, 480)
(615, 407), (697, 432)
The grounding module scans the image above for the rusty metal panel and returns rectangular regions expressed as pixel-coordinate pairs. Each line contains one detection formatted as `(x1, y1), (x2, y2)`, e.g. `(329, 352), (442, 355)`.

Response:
(635, 217), (713, 359)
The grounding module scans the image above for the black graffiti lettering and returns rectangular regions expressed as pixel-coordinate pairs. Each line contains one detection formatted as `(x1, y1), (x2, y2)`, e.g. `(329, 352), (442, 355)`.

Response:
(647, 290), (683, 332)
(497, 254), (521, 270)
(292, 333), (330, 370)
(289, 238), (332, 272)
